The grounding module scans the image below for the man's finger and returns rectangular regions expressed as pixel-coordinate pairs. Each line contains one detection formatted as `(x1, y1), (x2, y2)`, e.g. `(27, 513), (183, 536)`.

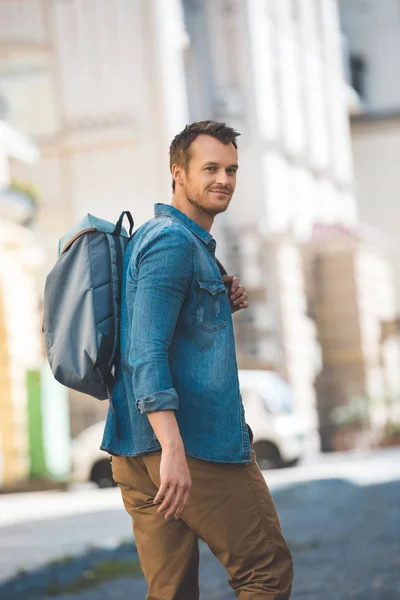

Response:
(154, 482), (168, 505)
(231, 286), (246, 300)
(221, 274), (233, 283)
(230, 277), (240, 293)
(174, 488), (191, 520)
(165, 487), (185, 520)
(232, 300), (249, 313)
(233, 292), (248, 305)
(157, 485), (176, 513)
(174, 507), (183, 520)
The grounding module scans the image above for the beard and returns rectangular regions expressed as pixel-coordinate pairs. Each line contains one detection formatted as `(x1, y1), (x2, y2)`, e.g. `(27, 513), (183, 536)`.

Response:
(184, 181), (230, 217)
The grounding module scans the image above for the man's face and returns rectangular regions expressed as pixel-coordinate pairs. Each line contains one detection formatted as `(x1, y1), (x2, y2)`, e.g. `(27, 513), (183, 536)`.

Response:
(181, 135), (238, 216)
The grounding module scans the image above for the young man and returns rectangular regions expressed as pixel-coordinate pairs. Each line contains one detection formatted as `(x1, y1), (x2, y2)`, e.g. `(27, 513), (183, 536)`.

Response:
(101, 121), (293, 599)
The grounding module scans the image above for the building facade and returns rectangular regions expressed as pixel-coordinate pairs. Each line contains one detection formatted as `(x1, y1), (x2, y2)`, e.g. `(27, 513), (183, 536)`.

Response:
(0, 120), (43, 486)
(303, 229), (399, 450)
(0, 0), (190, 282)
(339, 0), (400, 309)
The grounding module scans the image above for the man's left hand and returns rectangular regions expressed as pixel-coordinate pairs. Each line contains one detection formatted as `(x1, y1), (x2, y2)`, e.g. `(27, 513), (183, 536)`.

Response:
(222, 275), (249, 314)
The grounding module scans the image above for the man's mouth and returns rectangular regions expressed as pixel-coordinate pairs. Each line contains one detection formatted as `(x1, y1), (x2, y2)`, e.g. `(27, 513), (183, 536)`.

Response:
(209, 189), (230, 197)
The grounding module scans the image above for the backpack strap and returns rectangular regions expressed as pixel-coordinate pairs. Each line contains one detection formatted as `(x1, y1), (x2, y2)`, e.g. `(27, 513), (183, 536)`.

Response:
(92, 225), (129, 441)
(102, 368), (120, 439)
(93, 336), (121, 439)
(113, 211), (134, 237)
(216, 258), (234, 298)
(105, 232), (123, 365)
(216, 258), (227, 276)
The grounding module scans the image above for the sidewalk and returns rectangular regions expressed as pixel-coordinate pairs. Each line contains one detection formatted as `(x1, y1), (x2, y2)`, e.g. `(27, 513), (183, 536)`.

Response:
(1, 448), (399, 599)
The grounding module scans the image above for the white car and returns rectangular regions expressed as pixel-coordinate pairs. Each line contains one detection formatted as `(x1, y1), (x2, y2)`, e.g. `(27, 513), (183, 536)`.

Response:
(239, 370), (306, 470)
(71, 370), (307, 487)
(70, 420), (115, 488)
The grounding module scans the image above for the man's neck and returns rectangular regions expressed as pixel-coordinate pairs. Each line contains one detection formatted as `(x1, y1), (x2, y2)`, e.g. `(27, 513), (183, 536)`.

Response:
(171, 198), (214, 233)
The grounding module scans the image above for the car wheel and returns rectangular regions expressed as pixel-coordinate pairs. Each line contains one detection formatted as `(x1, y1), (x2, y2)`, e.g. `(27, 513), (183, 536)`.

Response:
(283, 456), (300, 468)
(90, 459), (117, 488)
(253, 441), (283, 470)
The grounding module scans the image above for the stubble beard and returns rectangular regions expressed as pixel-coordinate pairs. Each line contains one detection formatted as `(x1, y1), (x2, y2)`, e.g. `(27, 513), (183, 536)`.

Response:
(184, 183), (230, 217)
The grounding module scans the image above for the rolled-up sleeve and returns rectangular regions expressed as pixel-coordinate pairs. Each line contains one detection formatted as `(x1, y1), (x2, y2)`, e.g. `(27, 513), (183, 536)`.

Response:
(136, 387), (179, 414)
(128, 225), (193, 414)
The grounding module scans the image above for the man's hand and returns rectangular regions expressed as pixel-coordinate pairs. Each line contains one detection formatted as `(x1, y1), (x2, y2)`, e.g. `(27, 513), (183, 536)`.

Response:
(153, 444), (192, 521)
(222, 274), (249, 314)
(147, 411), (192, 520)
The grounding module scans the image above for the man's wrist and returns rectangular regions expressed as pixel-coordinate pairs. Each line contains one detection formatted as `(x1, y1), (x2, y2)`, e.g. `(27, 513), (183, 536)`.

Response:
(161, 439), (184, 453)
(146, 409), (183, 453)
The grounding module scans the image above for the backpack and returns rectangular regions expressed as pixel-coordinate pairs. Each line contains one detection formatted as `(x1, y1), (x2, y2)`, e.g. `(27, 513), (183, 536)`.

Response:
(43, 209), (229, 436)
(43, 211), (134, 416)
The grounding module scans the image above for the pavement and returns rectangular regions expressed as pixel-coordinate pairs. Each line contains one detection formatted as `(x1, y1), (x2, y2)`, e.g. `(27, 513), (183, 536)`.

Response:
(0, 448), (399, 599)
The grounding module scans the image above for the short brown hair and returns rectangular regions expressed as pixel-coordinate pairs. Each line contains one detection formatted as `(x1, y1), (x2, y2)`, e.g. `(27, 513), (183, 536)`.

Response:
(169, 120), (240, 191)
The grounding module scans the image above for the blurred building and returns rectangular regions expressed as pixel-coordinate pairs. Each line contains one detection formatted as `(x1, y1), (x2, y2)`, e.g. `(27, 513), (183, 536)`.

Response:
(0, 121), (43, 486)
(0, 0), (190, 279)
(303, 228), (400, 451)
(339, 0), (400, 309)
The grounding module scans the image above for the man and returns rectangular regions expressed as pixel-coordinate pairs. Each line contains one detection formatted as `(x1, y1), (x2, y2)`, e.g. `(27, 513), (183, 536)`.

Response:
(101, 121), (293, 599)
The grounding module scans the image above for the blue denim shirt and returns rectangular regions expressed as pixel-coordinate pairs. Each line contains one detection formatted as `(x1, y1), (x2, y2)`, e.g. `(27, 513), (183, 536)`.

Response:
(101, 203), (251, 463)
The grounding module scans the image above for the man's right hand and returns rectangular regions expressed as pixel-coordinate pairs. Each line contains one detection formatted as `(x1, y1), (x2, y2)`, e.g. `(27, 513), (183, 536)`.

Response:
(153, 445), (192, 520)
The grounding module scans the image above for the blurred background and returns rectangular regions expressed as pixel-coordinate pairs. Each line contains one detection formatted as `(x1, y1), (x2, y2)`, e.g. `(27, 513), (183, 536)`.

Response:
(0, 1), (399, 598)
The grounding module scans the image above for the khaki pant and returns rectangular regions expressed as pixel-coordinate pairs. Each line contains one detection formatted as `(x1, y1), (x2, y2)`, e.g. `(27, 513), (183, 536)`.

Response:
(111, 448), (293, 600)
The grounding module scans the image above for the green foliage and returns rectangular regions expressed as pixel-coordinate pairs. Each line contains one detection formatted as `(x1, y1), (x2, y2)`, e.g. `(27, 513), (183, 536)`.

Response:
(384, 420), (400, 439)
(45, 558), (142, 596)
(47, 554), (75, 567)
(10, 177), (41, 208)
(330, 395), (370, 430)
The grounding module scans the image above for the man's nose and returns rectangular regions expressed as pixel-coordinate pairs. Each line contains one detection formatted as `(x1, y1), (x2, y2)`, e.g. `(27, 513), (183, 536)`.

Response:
(216, 169), (229, 186)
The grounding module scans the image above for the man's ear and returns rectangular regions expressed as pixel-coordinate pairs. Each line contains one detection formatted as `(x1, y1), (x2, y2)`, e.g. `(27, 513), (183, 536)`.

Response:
(171, 163), (185, 187)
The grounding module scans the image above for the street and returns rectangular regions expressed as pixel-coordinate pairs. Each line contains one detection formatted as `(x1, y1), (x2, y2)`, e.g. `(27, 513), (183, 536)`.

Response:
(0, 448), (399, 599)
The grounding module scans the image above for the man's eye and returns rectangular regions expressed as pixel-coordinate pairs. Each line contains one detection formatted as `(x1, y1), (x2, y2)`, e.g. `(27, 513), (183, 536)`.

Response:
(227, 169), (237, 175)
(205, 166), (217, 171)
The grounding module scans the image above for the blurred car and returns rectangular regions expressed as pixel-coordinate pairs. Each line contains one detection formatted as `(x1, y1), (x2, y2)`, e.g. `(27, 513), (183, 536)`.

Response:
(70, 420), (115, 488)
(239, 370), (307, 470)
(71, 370), (307, 487)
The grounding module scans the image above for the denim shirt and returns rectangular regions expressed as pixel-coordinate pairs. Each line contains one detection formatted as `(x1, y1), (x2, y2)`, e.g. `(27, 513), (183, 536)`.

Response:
(101, 203), (251, 463)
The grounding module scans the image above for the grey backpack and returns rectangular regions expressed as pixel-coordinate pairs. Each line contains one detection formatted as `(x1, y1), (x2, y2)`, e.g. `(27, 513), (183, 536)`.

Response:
(43, 211), (134, 415)
(43, 209), (229, 436)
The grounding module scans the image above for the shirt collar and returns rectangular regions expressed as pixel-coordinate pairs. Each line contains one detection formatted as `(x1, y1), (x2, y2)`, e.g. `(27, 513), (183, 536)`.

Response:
(154, 203), (216, 252)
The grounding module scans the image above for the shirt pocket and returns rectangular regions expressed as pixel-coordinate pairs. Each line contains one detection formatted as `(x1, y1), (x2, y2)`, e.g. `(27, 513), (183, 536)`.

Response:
(192, 278), (228, 333)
